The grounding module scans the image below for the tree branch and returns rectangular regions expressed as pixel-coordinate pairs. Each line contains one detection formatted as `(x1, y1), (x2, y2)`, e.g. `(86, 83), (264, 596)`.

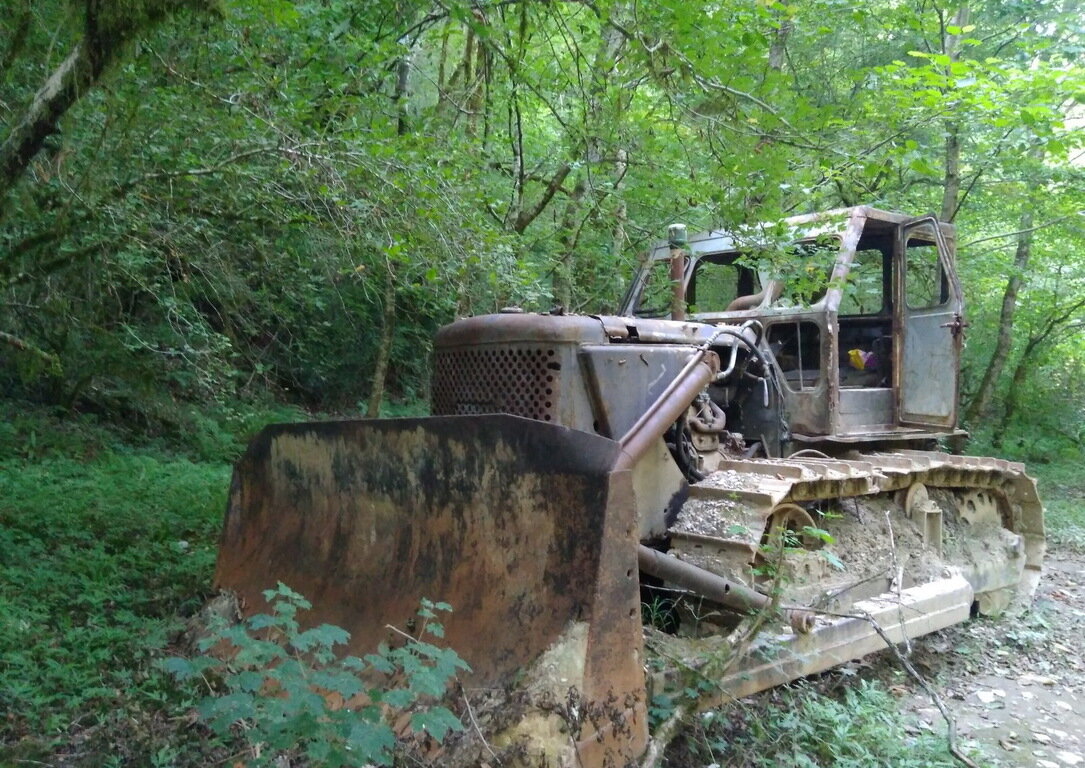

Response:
(512, 162), (572, 233)
(960, 212), (1083, 249)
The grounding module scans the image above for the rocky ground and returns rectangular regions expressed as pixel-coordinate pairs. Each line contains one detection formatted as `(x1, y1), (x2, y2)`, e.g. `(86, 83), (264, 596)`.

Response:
(891, 549), (1085, 768)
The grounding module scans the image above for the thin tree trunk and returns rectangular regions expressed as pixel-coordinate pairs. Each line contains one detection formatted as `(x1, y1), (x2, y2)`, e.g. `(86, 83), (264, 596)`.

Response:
(963, 207), (1033, 424)
(366, 264), (397, 418)
(996, 296), (1085, 441)
(994, 346), (1033, 447)
(551, 12), (624, 307)
(610, 148), (628, 262)
(940, 126), (961, 222)
(1, 1), (212, 205)
(939, 5), (969, 222)
(552, 174), (587, 310)
(436, 18), (452, 109)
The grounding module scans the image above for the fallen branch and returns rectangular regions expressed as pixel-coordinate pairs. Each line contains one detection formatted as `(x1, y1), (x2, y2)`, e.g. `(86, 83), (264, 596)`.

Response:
(459, 684), (498, 760)
(638, 701), (688, 768)
(788, 604), (979, 768)
(861, 613), (978, 768)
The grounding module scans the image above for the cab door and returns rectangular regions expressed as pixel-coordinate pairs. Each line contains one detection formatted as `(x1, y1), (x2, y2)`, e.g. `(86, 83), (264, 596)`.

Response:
(895, 217), (964, 428)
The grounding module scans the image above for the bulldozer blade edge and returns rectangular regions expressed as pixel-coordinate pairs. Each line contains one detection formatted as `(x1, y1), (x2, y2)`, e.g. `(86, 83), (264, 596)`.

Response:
(215, 414), (649, 765)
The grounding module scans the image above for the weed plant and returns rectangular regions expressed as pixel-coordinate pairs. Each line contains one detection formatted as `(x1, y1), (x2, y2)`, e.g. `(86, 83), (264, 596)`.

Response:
(672, 680), (963, 768)
(0, 451), (228, 751)
(162, 587), (466, 767)
(0, 403), (233, 762)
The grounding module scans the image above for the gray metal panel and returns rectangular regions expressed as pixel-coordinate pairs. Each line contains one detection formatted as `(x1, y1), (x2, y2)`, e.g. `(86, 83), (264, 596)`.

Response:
(579, 344), (700, 439)
(837, 388), (894, 432)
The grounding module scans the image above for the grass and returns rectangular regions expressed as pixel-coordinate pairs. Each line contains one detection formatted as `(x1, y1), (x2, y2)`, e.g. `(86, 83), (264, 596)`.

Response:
(667, 680), (964, 768)
(0, 397), (429, 764)
(1030, 462), (1085, 553)
(0, 452), (229, 762)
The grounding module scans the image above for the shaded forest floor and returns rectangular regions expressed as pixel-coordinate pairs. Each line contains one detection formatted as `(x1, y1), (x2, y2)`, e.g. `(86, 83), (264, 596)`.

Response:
(0, 403), (1082, 767)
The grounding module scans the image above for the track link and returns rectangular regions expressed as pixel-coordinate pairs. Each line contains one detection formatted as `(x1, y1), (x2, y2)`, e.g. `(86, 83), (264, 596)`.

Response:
(669, 450), (1044, 602)
(650, 451), (1045, 704)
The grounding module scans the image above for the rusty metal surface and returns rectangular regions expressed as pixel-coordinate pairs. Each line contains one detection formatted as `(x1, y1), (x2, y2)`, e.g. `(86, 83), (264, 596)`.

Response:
(669, 225), (688, 321)
(215, 416), (645, 709)
(637, 545), (814, 633)
(433, 344), (564, 422)
(579, 344), (705, 440)
(896, 216), (963, 429)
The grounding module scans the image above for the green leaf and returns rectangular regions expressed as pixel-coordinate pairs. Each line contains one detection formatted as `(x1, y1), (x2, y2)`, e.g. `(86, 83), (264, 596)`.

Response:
(157, 656), (196, 681)
(292, 623), (350, 651)
(235, 670), (266, 693)
(382, 687), (415, 709)
(820, 550), (846, 572)
(346, 721), (397, 763)
(410, 707), (464, 742)
(309, 669), (364, 699)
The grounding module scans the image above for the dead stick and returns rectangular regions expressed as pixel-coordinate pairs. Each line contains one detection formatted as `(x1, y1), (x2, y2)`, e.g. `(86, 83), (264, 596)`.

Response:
(792, 608), (978, 768)
(459, 684), (497, 760)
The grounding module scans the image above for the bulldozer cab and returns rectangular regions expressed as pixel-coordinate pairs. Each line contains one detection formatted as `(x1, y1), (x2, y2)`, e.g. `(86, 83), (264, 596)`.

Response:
(621, 207), (964, 447)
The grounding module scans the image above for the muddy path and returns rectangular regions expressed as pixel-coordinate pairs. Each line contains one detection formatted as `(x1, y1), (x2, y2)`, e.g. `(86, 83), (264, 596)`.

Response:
(891, 548), (1085, 767)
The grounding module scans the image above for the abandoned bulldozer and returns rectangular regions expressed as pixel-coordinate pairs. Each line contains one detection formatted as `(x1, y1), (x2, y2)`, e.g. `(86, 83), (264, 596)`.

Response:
(216, 207), (1044, 766)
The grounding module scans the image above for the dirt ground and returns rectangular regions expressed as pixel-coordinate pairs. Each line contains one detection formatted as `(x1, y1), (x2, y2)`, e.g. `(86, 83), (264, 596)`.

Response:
(889, 549), (1085, 767)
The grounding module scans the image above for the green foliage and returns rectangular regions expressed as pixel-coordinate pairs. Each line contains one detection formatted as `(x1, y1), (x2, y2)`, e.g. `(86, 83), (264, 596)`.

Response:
(682, 681), (964, 768)
(1, 0), (1083, 448)
(0, 397), (306, 463)
(1029, 463), (1085, 554)
(0, 449), (227, 743)
(162, 587), (467, 767)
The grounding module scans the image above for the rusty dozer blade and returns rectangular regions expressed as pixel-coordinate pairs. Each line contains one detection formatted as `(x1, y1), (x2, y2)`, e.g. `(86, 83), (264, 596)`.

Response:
(215, 415), (648, 766)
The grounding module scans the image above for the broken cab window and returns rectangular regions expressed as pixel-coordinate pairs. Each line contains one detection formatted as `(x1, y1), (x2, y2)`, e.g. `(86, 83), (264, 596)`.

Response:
(838, 248), (887, 316)
(906, 237), (949, 310)
(751, 238), (841, 308)
(688, 254), (761, 313)
(768, 321), (823, 391)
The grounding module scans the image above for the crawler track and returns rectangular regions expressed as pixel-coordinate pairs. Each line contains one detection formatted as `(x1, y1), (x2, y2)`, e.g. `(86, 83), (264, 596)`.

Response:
(650, 451), (1044, 701)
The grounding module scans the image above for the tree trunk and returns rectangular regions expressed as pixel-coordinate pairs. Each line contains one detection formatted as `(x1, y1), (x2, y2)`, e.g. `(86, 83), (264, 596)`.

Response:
(552, 174), (587, 310)
(994, 344), (1033, 447)
(963, 206), (1033, 424)
(939, 5), (969, 222)
(940, 125), (961, 222)
(550, 12), (624, 307)
(1, 0), (213, 205)
(394, 52), (411, 136)
(0, 42), (98, 203)
(996, 297), (1085, 441)
(366, 264), (397, 418)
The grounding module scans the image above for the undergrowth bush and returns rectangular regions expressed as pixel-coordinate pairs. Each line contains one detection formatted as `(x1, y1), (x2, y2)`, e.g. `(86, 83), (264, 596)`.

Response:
(162, 586), (467, 767)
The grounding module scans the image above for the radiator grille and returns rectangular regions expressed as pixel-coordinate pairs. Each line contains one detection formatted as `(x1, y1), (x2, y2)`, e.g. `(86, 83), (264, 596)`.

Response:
(432, 346), (560, 422)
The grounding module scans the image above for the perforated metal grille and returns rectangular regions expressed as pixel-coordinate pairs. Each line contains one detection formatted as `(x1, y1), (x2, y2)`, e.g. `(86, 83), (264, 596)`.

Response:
(432, 346), (561, 422)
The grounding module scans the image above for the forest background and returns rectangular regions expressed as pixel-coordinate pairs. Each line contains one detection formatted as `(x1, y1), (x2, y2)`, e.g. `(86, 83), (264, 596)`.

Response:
(1, 0), (1084, 765)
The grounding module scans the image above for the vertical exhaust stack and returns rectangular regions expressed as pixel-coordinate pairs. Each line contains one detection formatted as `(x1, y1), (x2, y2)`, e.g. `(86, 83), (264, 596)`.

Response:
(668, 223), (688, 321)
